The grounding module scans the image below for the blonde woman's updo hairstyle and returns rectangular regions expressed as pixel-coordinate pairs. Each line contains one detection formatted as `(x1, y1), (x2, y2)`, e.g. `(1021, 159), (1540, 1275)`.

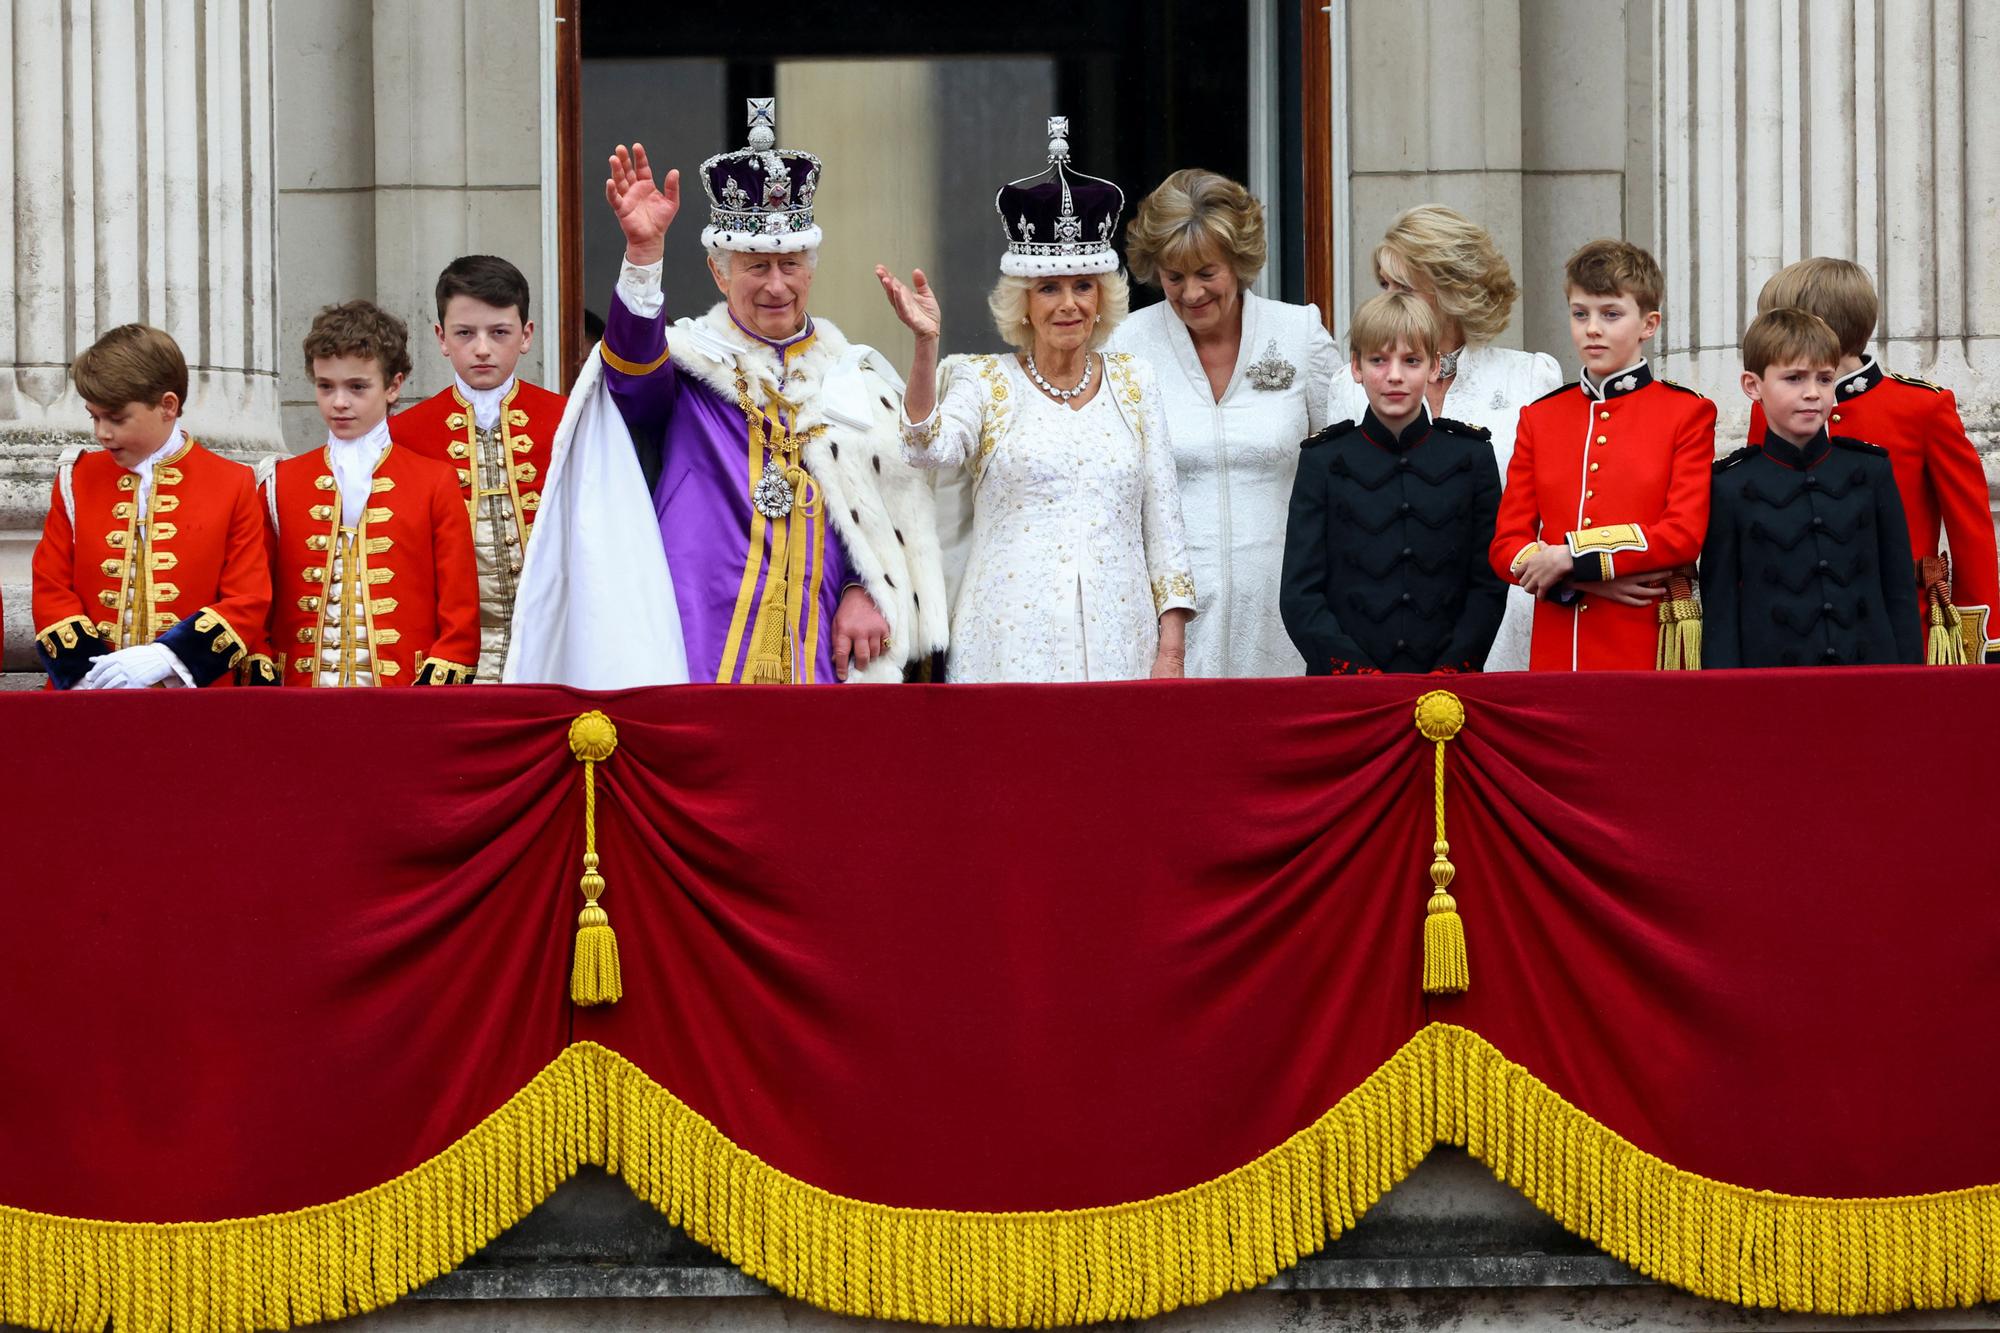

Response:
(1125, 169), (1267, 289)
(1373, 205), (1520, 346)
(987, 270), (1131, 351)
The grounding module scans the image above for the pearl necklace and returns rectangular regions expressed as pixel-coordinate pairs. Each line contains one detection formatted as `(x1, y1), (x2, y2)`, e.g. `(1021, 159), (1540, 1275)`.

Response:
(1026, 351), (1094, 403)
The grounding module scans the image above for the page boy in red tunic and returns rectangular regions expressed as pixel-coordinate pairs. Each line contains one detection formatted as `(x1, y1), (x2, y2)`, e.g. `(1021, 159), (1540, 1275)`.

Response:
(261, 302), (478, 686)
(390, 255), (565, 680)
(1489, 241), (1716, 670)
(31, 324), (272, 690)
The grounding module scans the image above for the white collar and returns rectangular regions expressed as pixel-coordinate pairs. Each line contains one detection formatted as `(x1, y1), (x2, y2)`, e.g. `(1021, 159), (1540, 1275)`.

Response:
(454, 373), (517, 430)
(1581, 357), (1649, 400)
(128, 425), (186, 507)
(327, 415), (392, 461)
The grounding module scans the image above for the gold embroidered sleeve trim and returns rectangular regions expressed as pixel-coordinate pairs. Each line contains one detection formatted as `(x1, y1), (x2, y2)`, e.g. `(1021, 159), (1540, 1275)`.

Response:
(34, 615), (101, 655)
(600, 343), (671, 377)
(1567, 524), (1649, 556)
(1151, 572), (1198, 616)
(415, 656), (477, 686)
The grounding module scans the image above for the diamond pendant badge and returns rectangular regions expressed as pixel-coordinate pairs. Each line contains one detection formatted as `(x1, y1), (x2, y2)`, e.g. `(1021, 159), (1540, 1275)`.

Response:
(753, 466), (796, 519)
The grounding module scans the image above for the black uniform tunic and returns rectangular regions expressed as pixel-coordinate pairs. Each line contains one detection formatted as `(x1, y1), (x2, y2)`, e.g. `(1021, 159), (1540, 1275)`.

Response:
(1280, 407), (1506, 675)
(1700, 430), (1923, 668)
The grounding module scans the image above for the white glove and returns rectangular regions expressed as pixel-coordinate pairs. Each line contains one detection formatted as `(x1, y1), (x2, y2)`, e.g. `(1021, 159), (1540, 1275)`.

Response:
(77, 642), (182, 690)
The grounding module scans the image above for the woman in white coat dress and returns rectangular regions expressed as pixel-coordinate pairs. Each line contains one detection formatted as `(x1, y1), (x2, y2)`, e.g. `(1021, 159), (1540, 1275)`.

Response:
(1108, 170), (1339, 677)
(1330, 204), (1562, 671)
(875, 121), (1196, 683)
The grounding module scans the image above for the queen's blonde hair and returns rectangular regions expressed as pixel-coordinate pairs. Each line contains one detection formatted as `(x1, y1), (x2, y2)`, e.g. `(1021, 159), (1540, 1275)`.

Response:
(1373, 205), (1519, 345)
(1124, 169), (1267, 288)
(987, 270), (1130, 350)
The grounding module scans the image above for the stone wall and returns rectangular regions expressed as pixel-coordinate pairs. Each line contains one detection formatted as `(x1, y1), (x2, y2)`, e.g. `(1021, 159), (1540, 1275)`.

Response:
(0, 0), (284, 671)
(0, 0), (550, 674)
(1338, 0), (1999, 468)
(275, 0), (552, 450)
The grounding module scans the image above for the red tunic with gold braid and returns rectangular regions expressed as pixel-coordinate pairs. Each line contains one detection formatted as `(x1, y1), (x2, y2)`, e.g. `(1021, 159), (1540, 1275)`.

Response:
(1751, 359), (2000, 660)
(31, 436), (272, 689)
(261, 442), (480, 687)
(1489, 363), (1717, 671)
(389, 379), (564, 680)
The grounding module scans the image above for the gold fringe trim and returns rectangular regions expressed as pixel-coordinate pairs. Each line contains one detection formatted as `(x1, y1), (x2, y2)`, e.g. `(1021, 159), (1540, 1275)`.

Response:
(5, 1029), (1998, 1331)
(0, 1045), (599, 1333)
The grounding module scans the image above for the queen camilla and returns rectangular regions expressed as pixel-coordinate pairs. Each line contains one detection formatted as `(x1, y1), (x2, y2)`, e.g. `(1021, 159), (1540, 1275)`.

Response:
(876, 118), (1196, 683)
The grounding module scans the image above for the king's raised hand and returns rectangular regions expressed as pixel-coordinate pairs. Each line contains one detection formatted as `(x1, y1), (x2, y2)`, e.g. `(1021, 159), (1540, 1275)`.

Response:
(606, 142), (680, 266)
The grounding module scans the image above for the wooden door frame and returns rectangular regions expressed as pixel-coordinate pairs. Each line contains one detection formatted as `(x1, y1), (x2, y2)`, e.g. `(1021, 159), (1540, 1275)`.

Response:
(556, 0), (586, 391)
(1300, 0), (1334, 331)
(556, 2), (1334, 354)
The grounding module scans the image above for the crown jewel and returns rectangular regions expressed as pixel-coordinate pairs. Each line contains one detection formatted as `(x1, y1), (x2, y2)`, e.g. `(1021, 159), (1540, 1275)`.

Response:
(700, 98), (824, 254)
(994, 116), (1123, 278)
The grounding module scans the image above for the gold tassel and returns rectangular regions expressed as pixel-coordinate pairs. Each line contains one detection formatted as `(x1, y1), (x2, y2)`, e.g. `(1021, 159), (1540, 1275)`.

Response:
(1926, 602), (1967, 666)
(568, 711), (623, 1006)
(1413, 691), (1469, 995)
(1656, 571), (1701, 670)
(1920, 554), (1969, 666)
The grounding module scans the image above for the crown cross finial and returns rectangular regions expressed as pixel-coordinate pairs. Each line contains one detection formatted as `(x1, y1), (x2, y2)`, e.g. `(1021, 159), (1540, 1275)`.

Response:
(1047, 115), (1071, 162)
(747, 98), (777, 151)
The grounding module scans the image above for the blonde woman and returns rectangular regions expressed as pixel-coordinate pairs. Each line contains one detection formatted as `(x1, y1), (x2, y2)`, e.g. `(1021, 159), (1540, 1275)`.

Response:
(1332, 205), (1561, 671)
(1108, 170), (1337, 677)
(875, 119), (1194, 683)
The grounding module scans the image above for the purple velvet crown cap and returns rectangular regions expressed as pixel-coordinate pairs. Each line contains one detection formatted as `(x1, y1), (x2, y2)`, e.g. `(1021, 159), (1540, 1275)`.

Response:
(994, 116), (1124, 277)
(700, 97), (824, 254)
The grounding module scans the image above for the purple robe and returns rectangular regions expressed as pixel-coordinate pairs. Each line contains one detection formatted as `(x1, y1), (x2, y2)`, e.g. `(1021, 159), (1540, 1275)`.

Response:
(603, 293), (856, 684)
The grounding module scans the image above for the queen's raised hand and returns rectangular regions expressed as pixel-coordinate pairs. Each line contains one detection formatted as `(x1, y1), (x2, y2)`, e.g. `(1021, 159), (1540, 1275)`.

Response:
(877, 267), (943, 423)
(875, 267), (942, 341)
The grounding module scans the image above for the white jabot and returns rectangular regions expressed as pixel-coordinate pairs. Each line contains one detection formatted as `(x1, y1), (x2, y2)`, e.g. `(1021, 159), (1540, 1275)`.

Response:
(128, 424), (186, 511)
(455, 373), (516, 431)
(327, 417), (391, 525)
(617, 258), (665, 319)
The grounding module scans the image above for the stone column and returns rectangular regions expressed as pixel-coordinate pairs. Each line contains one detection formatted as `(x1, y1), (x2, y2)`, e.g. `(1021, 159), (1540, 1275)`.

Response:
(0, 0), (283, 673)
(274, 0), (550, 447)
(1651, 0), (2000, 457)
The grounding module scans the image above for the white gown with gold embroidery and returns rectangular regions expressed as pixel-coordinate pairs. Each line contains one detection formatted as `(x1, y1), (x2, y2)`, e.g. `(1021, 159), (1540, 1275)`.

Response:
(902, 352), (1196, 682)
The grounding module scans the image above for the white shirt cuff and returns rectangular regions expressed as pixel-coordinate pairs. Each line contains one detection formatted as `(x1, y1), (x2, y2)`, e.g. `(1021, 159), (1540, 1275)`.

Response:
(617, 259), (665, 319)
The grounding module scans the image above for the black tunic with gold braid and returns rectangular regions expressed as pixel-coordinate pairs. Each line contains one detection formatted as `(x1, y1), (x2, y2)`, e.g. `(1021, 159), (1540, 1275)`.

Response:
(1280, 408), (1507, 675)
(1700, 431), (1924, 668)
